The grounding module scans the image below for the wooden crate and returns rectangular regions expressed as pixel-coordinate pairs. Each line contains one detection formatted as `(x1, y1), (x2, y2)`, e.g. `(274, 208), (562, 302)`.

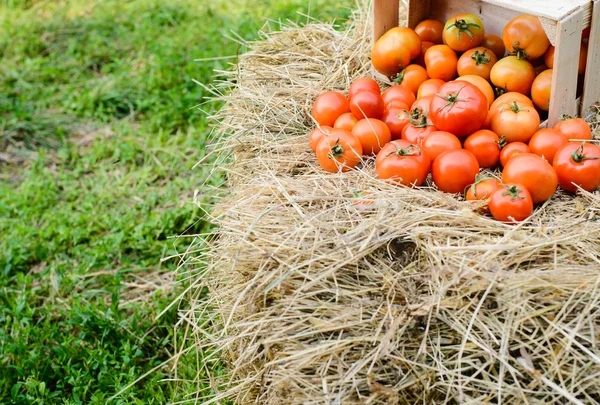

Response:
(373, 0), (600, 127)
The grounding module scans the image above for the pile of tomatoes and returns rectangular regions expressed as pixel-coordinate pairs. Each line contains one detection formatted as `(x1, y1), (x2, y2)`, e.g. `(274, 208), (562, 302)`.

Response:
(308, 13), (599, 223)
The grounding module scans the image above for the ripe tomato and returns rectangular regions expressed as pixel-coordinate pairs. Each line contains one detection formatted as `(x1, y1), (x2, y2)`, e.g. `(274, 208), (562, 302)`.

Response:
(348, 78), (380, 101)
(490, 92), (534, 112)
(502, 153), (558, 204)
(417, 78), (445, 99)
(315, 129), (362, 172)
(411, 95), (434, 115)
(381, 85), (416, 110)
(481, 34), (506, 59)
(464, 129), (500, 168)
(429, 81), (488, 137)
(530, 69), (552, 111)
(352, 118), (391, 155)
(457, 47), (498, 81)
(499, 141), (531, 167)
(489, 100), (540, 143)
(414, 19), (444, 44)
(502, 14), (550, 60)
(308, 126), (332, 151)
(312, 91), (350, 126)
(552, 142), (600, 192)
(402, 115), (437, 144)
(455, 75), (494, 108)
(528, 128), (567, 163)
(490, 56), (535, 95)
(544, 43), (588, 75)
(443, 14), (485, 52)
(394, 64), (429, 95)
(372, 27), (422, 77)
(421, 130), (462, 161)
(349, 90), (384, 120)
(554, 117), (592, 141)
(375, 140), (431, 186)
(415, 41), (435, 67)
(424, 45), (458, 81)
(386, 100), (410, 110)
(382, 108), (411, 140)
(333, 113), (359, 132)
(432, 149), (480, 193)
(488, 184), (533, 222)
(465, 175), (500, 201)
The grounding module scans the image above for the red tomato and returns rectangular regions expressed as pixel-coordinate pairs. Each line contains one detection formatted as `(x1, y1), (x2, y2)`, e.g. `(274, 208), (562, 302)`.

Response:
(348, 78), (380, 101)
(432, 149), (480, 193)
(315, 129), (362, 172)
(502, 14), (550, 60)
(528, 128), (568, 163)
(333, 113), (359, 132)
(372, 27), (422, 77)
(429, 81), (488, 137)
(417, 78), (445, 99)
(402, 119), (437, 144)
(457, 47), (498, 81)
(375, 140), (431, 186)
(386, 100), (410, 110)
(552, 142), (600, 192)
(312, 91), (350, 126)
(414, 19), (444, 44)
(421, 130), (462, 161)
(501, 153), (558, 204)
(488, 184), (533, 222)
(416, 41), (435, 67)
(499, 141), (531, 167)
(554, 117), (592, 141)
(490, 56), (536, 95)
(443, 14), (485, 52)
(531, 69), (552, 111)
(349, 90), (384, 120)
(308, 126), (332, 151)
(411, 95), (434, 115)
(465, 175), (500, 201)
(424, 45), (458, 81)
(489, 100), (540, 143)
(481, 34), (506, 59)
(381, 85), (416, 110)
(382, 108), (411, 140)
(455, 75), (494, 108)
(394, 64), (429, 96)
(464, 129), (500, 168)
(351, 118), (392, 155)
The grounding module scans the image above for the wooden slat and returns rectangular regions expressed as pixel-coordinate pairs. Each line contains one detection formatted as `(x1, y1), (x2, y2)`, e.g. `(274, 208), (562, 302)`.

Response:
(548, 8), (585, 126)
(373, 0), (400, 43)
(582, 0), (600, 115)
(483, 0), (590, 22)
(407, 0), (431, 29)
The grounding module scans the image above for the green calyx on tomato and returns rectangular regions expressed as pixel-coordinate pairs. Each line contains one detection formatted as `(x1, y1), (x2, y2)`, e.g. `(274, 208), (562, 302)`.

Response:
(446, 19), (481, 40)
(570, 142), (600, 163)
(465, 173), (494, 198)
(435, 85), (467, 112)
(407, 110), (432, 128)
(495, 136), (508, 150)
(500, 184), (526, 201)
(509, 41), (530, 60)
(471, 50), (491, 65)
(560, 114), (574, 121)
(494, 86), (507, 98)
(328, 139), (345, 159)
(393, 68), (407, 84)
(386, 141), (422, 157)
(505, 100), (529, 114)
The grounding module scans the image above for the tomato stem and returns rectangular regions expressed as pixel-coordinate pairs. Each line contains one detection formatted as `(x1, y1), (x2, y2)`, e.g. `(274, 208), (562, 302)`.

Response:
(405, 108), (432, 128)
(464, 173), (495, 198)
(501, 184), (525, 200)
(510, 41), (530, 60)
(447, 19), (481, 40)
(560, 114), (574, 121)
(393, 68), (406, 84)
(507, 101), (528, 113)
(571, 141), (600, 163)
(436, 85), (467, 113)
(496, 136), (507, 150)
(328, 139), (345, 159)
(471, 50), (491, 65)
(387, 141), (422, 157)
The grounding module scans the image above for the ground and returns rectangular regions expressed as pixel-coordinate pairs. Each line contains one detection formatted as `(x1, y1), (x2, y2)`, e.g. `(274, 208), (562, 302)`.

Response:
(0, 0), (354, 403)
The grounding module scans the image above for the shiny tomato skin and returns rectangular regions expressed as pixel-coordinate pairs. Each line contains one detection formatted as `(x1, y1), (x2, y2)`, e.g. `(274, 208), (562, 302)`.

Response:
(351, 118), (392, 155)
(465, 176), (500, 201)
(372, 27), (422, 77)
(402, 122), (437, 144)
(375, 140), (431, 186)
(394, 64), (429, 96)
(381, 85), (416, 110)
(552, 142), (600, 192)
(489, 100), (540, 143)
(349, 90), (384, 120)
(429, 81), (488, 137)
(554, 118), (592, 141)
(421, 130), (462, 161)
(501, 153), (558, 204)
(417, 78), (445, 99)
(499, 141), (531, 167)
(481, 34), (506, 59)
(464, 129), (500, 168)
(443, 14), (485, 52)
(502, 14), (550, 60)
(382, 108), (411, 140)
(490, 56), (536, 95)
(414, 19), (444, 44)
(490, 92), (534, 112)
(488, 184), (533, 222)
(312, 91), (350, 127)
(531, 69), (552, 111)
(455, 75), (494, 108)
(348, 78), (381, 101)
(309, 126), (332, 151)
(432, 149), (480, 193)
(333, 113), (359, 132)
(315, 129), (362, 172)
(424, 44), (458, 81)
(457, 46), (498, 81)
(528, 128), (568, 163)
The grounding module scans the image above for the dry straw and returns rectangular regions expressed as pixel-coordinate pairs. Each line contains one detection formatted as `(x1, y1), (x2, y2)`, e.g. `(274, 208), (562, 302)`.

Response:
(175, 3), (600, 404)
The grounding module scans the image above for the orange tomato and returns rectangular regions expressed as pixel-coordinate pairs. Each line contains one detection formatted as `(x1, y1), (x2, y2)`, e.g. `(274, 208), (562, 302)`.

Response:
(375, 140), (431, 187)
(464, 129), (500, 168)
(351, 118), (391, 155)
(456, 75), (495, 108)
(432, 149), (480, 194)
(333, 112), (359, 131)
(315, 129), (362, 172)
(481, 34), (505, 59)
(312, 91), (350, 127)
(502, 153), (558, 204)
(544, 43), (588, 75)
(457, 47), (498, 81)
(424, 44), (458, 81)
(490, 92), (534, 112)
(411, 95), (434, 115)
(530, 69), (552, 111)
(421, 130), (462, 161)
(528, 128), (568, 163)
(490, 56), (535, 95)
(499, 141), (531, 167)
(490, 100), (540, 143)
(502, 14), (550, 60)
(488, 184), (533, 222)
(393, 64), (429, 96)
(443, 14), (485, 52)
(417, 78), (445, 99)
(386, 99), (410, 110)
(308, 126), (332, 151)
(414, 19), (444, 44)
(348, 78), (380, 101)
(554, 117), (592, 141)
(372, 27), (422, 77)
(553, 142), (600, 192)
(465, 175), (500, 201)
(381, 85), (416, 110)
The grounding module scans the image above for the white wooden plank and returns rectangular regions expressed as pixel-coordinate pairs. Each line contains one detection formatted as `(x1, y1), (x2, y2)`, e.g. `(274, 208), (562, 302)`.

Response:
(483, 0), (591, 22)
(582, 0), (600, 114)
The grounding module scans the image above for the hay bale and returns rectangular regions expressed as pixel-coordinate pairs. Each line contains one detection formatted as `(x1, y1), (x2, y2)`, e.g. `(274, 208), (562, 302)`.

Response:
(178, 4), (600, 404)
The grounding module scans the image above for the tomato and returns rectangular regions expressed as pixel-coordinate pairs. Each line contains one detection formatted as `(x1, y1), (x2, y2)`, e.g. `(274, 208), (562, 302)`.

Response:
(393, 64), (429, 96)
(421, 130), (462, 161)
(502, 153), (558, 204)
(429, 81), (488, 137)
(432, 149), (480, 193)
(489, 100), (540, 143)
(455, 75), (494, 108)
(402, 115), (437, 144)
(490, 56), (535, 95)
(414, 19), (444, 44)
(457, 47), (498, 81)
(544, 43), (588, 75)
(415, 41), (435, 67)
(411, 95), (434, 115)
(465, 175), (500, 201)
(352, 118), (391, 155)
(348, 78), (380, 101)
(481, 34), (506, 59)
(424, 45), (458, 81)
(528, 128), (567, 163)
(443, 14), (485, 52)
(382, 108), (411, 140)
(552, 142), (600, 192)
(375, 140), (431, 186)
(349, 90), (384, 120)
(490, 92), (534, 112)
(372, 27), (422, 77)
(417, 78), (445, 99)
(554, 117), (592, 141)
(386, 100), (410, 110)
(381, 85), (416, 110)
(488, 184), (533, 222)
(530, 69), (552, 111)
(308, 126), (332, 151)
(464, 129), (500, 168)
(312, 91), (350, 126)
(499, 141), (531, 167)
(315, 129), (362, 172)
(502, 14), (550, 60)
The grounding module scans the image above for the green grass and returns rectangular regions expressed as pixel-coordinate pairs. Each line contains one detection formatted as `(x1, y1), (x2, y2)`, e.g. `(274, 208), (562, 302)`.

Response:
(0, 0), (354, 403)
